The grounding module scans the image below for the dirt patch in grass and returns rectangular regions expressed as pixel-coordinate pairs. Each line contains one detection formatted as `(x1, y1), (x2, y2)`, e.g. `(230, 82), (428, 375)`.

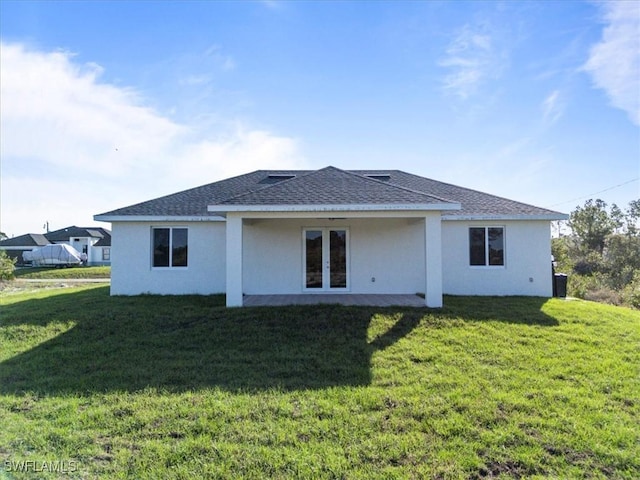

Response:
(1, 279), (104, 295)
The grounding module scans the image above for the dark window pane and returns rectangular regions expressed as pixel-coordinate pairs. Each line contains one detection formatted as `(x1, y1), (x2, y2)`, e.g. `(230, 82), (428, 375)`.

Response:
(172, 228), (188, 267)
(330, 230), (347, 288)
(153, 228), (170, 267)
(305, 230), (323, 288)
(488, 227), (504, 266)
(469, 228), (486, 266)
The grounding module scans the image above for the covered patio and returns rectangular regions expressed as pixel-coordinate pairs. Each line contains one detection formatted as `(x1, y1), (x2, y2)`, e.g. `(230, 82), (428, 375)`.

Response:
(243, 293), (427, 307)
(206, 167), (462, 308)
(223, 211), (447, 308)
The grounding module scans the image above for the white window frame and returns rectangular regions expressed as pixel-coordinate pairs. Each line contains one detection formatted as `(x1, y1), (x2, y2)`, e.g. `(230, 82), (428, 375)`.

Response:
(102, 248), (111, 261)
(469, 226), (505, 268)
(151, 227), (189, 269)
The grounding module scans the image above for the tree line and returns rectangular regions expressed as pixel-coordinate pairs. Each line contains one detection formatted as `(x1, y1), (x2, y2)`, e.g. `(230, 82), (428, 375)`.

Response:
(552, 198), (640, 308)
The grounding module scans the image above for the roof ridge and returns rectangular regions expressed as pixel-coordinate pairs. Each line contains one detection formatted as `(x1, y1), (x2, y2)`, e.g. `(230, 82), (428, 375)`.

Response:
(214, 167), (323, 204)
(214, 166), (459, 206)
(344, 169), (458, 205)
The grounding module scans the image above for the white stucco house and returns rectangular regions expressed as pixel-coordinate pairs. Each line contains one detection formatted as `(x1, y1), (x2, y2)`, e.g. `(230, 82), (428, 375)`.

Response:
(94, 166), (567, 307)
(43, 226), (112, 266)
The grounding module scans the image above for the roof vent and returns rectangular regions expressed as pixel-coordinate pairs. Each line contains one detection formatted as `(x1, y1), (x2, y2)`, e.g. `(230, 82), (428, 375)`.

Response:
(268, 174), (296, 179)
(366, 174), (391, 181)
(259, 173), (297, 185)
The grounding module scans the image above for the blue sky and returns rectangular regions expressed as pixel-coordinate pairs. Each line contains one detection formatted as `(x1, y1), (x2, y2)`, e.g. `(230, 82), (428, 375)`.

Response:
(1, 0), (638, 236)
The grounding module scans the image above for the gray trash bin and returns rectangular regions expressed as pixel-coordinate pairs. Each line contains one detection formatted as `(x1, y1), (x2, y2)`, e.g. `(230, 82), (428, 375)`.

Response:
(554, 273), (567, 298)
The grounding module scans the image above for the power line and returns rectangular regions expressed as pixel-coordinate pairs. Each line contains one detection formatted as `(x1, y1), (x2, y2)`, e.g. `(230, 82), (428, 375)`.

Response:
(547, 177), (639, 208)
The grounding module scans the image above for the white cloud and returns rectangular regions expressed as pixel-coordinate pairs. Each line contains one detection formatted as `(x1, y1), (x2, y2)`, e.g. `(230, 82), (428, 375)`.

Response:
(0, 43), (185, 177)
(180, 74), (214, 86)
(541, 89), (565, 126)
(176, 127), (302, 183)
(0, 42), (307, 236)
(583, 1), (640, 125)
(203, 44), (236, 72)
(496, 136), (533, 159)
(440, 24), (505, 100)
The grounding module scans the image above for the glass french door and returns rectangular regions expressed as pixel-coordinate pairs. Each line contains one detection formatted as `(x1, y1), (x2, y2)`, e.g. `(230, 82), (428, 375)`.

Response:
(304, 228), (348, 291)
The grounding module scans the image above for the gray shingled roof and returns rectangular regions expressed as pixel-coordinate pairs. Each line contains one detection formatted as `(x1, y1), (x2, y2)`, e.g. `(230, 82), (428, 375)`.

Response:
(96, 170), (271, 217)
(95, 166), (566, 219)
(359, 170), (564, 218)
(94, 233), (112, 247)
(0, 233), (51, 247)
(45, 226), (111, 242)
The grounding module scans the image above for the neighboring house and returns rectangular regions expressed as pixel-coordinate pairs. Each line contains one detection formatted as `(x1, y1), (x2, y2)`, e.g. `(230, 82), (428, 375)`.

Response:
(0, 233), (50, 265)
(94, 166), (567, 307)
(0, 226), (111, 266)
(44, 226), (112, 266)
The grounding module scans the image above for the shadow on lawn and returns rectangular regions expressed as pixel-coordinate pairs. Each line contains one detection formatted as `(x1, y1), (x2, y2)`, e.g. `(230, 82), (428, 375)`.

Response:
(0, 287), (557, 395)
(0, 287), (424, 394)
(440, 295), (560, 327)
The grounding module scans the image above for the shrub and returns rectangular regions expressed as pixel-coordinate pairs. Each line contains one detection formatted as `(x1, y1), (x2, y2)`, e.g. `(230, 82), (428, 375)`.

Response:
(0, 250), (16, 280)
(568, 273), (602, 299)
(621, 271), (640, 309)
(584, 287), (622, 306)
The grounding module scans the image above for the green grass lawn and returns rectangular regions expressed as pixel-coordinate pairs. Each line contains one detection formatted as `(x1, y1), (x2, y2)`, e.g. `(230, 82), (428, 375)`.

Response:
(13, 266), (111, 279)
(0, 286), (638, 479)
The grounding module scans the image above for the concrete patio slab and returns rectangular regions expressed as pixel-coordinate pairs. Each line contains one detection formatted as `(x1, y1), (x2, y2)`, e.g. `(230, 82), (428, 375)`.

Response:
(243, 294), (426, 307)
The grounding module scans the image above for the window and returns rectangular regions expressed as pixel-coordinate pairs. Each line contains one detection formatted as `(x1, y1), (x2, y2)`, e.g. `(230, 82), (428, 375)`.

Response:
(469, 227), (504, 266)
(102, 248), (111, 261)
(152, 228), (188, 268)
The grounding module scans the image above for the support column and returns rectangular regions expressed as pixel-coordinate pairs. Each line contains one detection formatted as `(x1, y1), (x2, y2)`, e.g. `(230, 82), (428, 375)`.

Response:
(226, 214), (243, 307)
(425, 212), (443, 308)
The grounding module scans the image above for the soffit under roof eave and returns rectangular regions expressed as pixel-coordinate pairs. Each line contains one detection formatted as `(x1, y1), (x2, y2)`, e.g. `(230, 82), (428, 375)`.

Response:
(207, 203), (461, 215)
(93, 215), (226, 223)
(442, 213), (569, 221)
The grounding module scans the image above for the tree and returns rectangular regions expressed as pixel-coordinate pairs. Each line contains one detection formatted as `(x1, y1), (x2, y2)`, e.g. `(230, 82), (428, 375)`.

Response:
(569, 199), (617, 254)
(564, 199), (640, 307)
(603, 234), (640, 289)
(625, 199), (640, 236)
(551, 236), (573, 273)
(610, 203), (625, 234)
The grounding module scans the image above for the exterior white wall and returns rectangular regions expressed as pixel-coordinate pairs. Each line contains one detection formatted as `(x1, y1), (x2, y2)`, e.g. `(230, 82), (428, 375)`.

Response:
(86, 240), (101, 265)
(243, 218), (426, 295)
(110, 221), (226, 295)
(93, 246), (111, 266)
(108, 217), (554, 298)
(69, 237), (90, 258)
(442, 220), (553, 297)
